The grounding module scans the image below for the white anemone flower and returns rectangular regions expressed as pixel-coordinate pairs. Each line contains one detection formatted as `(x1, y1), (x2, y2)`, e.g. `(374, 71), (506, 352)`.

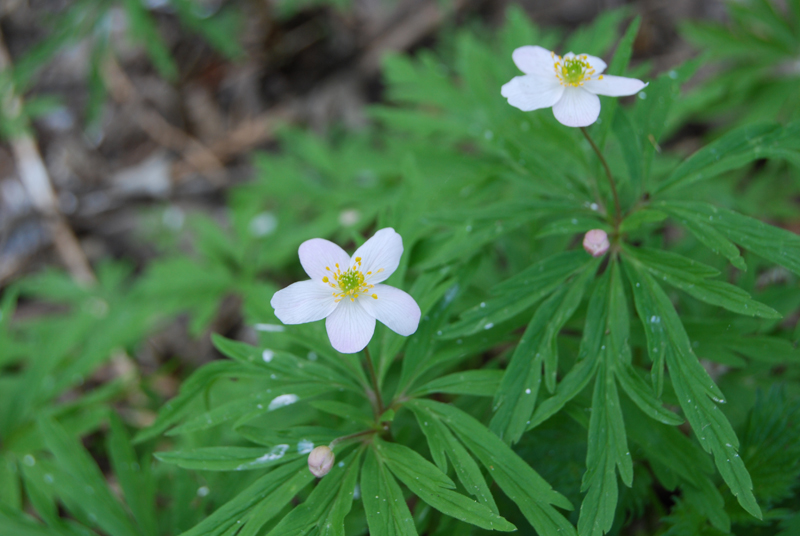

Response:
(270, 228), (421, 354)
(501, 45), (647, 127)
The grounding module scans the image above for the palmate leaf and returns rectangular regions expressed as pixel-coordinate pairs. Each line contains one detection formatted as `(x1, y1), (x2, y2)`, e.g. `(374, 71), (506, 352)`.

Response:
(411, 399), (577, 536)
(655, 121), (800, 194)
(578, 362), (632, 536)
(440, 251), (591, 339)
(361, 448), (418, 536)
(491, 259), (599, 444)
(625, 261), (761, 519)
(178, 458), (313, 536)
(377, 440), (515, 532)
(409, 406), (499, 512)
(411, 369), (503, 397)
(658, 201), (800, 276)
(37, 417), (140, 536)
(155, 446), (302, 471)
(623, 245), (780, 318)
(267, 448), (363, 536)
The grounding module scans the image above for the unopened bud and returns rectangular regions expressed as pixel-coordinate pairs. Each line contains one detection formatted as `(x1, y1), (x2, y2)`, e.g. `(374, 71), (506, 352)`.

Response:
(308, 446), (335, 477)
(583, 229), (610, 257)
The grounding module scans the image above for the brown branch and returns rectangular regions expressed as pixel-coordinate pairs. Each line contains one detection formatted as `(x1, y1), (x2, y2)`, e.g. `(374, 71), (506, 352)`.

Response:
(102, 57), (227, 185)
(0, 28), (95, 285)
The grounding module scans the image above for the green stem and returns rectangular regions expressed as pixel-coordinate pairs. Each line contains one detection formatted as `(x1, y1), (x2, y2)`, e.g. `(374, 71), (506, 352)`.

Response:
(580, 127), (622, 227)
(363, 346), (384, 418)
(329, 429), (377, 449)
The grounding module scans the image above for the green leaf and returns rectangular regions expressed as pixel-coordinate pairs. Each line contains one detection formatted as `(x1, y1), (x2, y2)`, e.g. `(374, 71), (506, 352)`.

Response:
(135, 361), (258, 443)
(441, 252), (591, 339)
(37, 417), (139, 536)
(155, 446), (301, 471)
(615, 364), (683, 426)
(657, 201), (800, 276)
(107, 414), (157, 535)
(492, 259), (598, 444)
(624, 245), (780, 318)
(378, 440), (515, 531)
(590, 15), (641, 149)
(656, 121), (800, 193)
(413, 399), (577, 536)
(619, 209), (668, 233)
(527, 266), (611, 430)
(268, 449), (363, 536)
(411, 369), (503, 397)
(361, 448), (418, 536)
(121, 0), (179, 81)
(179, 458), (313, 536)
(0, 453), (20, 510)
(625, 263), (761, 519)
(578, 363), (629, 536)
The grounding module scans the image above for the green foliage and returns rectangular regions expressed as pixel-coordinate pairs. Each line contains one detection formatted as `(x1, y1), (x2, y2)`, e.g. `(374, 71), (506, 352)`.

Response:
(3, 2), (800, 536)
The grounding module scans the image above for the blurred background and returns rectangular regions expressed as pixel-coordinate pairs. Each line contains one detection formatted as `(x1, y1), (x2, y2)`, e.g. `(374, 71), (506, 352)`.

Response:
(0, 0), (724, 290)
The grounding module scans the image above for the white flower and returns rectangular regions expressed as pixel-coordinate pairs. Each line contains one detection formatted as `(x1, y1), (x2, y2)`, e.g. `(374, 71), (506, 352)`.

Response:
(270, 228), (421, 354)
(501, 45), (647, 127)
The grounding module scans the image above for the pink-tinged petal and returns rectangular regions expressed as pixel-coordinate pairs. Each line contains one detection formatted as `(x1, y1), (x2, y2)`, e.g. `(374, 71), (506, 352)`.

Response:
(552, 87), (601, 127)
(325, 299), (376, 354)
(512, 45), (556, 76)
(578, 53), (607, 75)
(271, 280), (338, 324)
(357, 284), (421, 337)
(298, 238), (351, 282)
(501, 75), (565, 112)
(351, 228), (403, 284)
(583, 75), (647, 97)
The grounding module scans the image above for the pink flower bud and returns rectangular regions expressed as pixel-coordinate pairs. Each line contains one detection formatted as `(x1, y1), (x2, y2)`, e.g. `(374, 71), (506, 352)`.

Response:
(583, 229), (610, 257)
(308, 446), (335, 477)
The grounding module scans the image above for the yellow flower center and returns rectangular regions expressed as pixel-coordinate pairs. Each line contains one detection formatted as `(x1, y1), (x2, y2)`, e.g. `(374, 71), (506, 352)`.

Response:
(323, 257), (382, 302)
(552, 52), (603, 87)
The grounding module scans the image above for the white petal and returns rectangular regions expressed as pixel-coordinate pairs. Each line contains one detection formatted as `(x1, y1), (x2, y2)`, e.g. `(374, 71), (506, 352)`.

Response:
(577, 53), (607, 75)
(357, 284), (421, 337)
(501, 75), (564, 112)
(298, 238), (351, 282)
(583, 75), (647, 97)
(325, 299), (376, 354)
(271, 280), (338, 324)
(351, 228), (403, 284)
(552, 87), (601, 127)
(512, 45), (555, 76)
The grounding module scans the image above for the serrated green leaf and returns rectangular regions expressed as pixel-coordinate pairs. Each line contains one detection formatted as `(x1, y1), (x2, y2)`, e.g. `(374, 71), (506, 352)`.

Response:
(615, 364), (683, 426)
(624, 245), (780, 318)
(411, 369), (503, 397)
(492, 259), (598, 444)
(658, 201), (800, 276)
(578, 361), (631, 536)
(619, 209), (668, 233)
(361, 449), (418, 536)
(179, 458), (312, 536)
(37, 417), (139, 536)
(155, 446), (302, 471)
(656, 121), (800, 193)
(268, 448), (363, 536)
(625, 263), (761, 519)
(413, 399), (577, 536)
(107, 414), (157, 535)
(527, 266), (610, 430)
(378, 440), (515, 531)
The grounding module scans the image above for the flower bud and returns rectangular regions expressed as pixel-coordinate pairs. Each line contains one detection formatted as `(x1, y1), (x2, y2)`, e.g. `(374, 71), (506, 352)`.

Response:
(308, 446), (335, 477)
(583, 229), (610, 258)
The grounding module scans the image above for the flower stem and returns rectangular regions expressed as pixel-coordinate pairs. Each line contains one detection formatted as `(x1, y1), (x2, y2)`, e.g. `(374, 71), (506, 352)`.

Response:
(329, 429), (377, 449)
(580, 127), (621, 227)
(363, 346), (384, 418)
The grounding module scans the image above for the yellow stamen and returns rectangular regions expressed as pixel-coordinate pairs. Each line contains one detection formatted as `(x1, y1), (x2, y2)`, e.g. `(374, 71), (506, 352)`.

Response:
(372, 294), (378, 299)
(322, 276), (329, 283)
